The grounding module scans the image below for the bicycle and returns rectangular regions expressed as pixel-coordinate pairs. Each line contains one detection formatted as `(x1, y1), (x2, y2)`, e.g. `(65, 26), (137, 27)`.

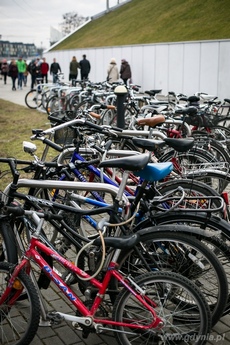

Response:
(0, 203), (212, 345)
(0, 153), (228, 328)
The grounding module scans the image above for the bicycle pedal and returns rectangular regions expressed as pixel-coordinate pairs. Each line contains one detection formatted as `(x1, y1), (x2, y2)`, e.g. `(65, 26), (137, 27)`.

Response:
(47, 311), (64, 325)
(72, 321), (83, 331)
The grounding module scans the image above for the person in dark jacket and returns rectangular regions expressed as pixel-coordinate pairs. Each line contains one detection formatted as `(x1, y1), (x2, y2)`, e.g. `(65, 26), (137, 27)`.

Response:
(28, 59), (41, 90)
(1, 59), (9, 84)
(79, 54), (91, 81)
(120, 59), (132, 86)
(8, 59), (18, 90)
(69, 56), (80, 85)
(50, 58), (61, 83)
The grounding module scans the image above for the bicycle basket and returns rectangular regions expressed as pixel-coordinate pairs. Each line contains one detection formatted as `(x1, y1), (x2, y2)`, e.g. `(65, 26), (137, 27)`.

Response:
(54, 127), (76, 146)
(184, 114), (203, 127)
(184, 113), (225, 127)
(201, 113), (228, 127)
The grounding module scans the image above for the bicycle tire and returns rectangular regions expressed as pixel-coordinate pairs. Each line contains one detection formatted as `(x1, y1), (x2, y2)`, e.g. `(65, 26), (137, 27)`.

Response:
(116, 230), (228, 327)
(192, 134), (230, 164)
(46, 95), (60, 115)
(99, 108), (117, 126)
(24, 89), (42, 109)
(156, 178), (224, 216)
(186, 169), (230, 193)
(210, 125), (230, 142)
(136, 211), (230, 316)
(72, 99), (95, 113)
(0, 220), (18, 263)
(41, 88), (52, 109)
(0, 262), (40, 345)
(113, 271), (211, 345)
(67, 93), (80, 111)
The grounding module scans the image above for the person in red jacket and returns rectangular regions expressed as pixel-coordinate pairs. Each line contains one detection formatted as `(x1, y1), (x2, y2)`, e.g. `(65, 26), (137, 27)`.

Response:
(40, 57), (49, 83)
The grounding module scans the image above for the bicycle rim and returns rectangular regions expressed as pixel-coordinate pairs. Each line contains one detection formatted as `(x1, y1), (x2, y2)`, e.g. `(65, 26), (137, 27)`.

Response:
(0, 262), (40, 345)
(113, 271), (211, 345)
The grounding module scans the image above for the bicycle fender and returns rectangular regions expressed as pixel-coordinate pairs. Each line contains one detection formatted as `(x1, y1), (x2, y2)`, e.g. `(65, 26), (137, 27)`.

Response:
(136, 224), (221, 238)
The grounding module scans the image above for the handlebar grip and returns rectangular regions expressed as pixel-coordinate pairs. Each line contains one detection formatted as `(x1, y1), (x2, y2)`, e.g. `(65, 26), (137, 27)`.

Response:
(3, 205), (25, 216)
(92, 145), (105, 154)
(84, 120), (105, 132)
(44, 213), (63, 221)
(48, 114), (65, 124)
(43, 138), (63, 152)
(110, 125), (123, 132)
(75, 158), (101, 168)
(44, 161), (59, 168)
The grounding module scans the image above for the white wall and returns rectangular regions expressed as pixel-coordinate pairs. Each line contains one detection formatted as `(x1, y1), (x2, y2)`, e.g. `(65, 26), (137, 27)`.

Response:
(44, 39), (230, 100)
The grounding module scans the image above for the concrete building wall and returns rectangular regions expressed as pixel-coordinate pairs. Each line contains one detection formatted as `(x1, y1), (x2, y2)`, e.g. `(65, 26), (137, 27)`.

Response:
(44, 39), (230, 100)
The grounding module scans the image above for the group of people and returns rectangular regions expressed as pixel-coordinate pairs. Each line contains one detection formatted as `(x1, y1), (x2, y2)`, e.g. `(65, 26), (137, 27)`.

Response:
(0, 56), (62, 91)
(68, 55), (132, 86)
(107, 58), (132, 85)
(1, 54), (132, 91)
(0, 57), (28, 90)
(68, 54), (91, 84)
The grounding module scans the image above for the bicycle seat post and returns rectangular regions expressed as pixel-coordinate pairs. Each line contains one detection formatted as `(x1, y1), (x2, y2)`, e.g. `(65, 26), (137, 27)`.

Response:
(115, 170), (130, 203)
(31, 212), (45, 237)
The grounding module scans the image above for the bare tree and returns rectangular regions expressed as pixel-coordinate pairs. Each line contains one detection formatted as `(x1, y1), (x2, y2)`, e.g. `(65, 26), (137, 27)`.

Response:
(60, 12), (87, 36)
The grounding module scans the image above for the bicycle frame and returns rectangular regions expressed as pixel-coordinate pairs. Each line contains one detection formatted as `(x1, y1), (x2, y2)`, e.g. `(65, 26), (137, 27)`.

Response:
(0, 219), (162, 331)
(68, 150), (136, 197)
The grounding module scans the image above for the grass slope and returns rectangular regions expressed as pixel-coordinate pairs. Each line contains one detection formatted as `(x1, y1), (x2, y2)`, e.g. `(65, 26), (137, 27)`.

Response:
(52, 0), (230, 51)
(0, 100), (54, 190)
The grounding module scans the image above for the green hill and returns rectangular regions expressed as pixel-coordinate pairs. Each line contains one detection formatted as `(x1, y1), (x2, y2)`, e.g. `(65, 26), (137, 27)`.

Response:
(51, 0), (230, 51)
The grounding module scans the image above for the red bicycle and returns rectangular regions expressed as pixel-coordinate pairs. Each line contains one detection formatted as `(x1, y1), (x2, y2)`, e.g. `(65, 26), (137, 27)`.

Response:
(0, 205), (211, 345)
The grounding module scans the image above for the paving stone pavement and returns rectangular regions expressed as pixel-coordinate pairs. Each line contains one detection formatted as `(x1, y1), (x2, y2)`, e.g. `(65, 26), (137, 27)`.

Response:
(1, 80), (230, 344)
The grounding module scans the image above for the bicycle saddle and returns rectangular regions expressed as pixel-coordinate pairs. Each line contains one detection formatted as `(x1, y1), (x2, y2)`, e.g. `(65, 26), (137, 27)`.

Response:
(175, 106), (198, 115)
(132, 137), (194, 153)
(93, 233), (140, 250)
(98, 152), (150, 171)
(163, 137), (194, 152)
(132, 137), (165, 151)
(145, 89), (162, 96)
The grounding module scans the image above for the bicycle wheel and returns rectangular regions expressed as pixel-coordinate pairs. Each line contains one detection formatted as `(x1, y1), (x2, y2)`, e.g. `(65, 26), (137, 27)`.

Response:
(135, 212), (230, 317)
(156, 178), (224, 216)
(187, 169), (230, 194)
(116, 230), (228, 327)
(67, 93), (80, 111)
(0, 262), (40, 345)
(25, 89), (42, 109)
(113, 271), (211, 345)
(41, 88), (52, 109)
(0, 220), (18, 263)
(192, 134), (230, 164)
(46, 95), (60, 115)
(100, 108), (117, 126)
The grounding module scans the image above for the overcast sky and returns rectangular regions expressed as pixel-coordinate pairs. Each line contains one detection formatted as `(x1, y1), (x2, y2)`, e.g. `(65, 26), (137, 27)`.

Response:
(0, 0), (121, 49)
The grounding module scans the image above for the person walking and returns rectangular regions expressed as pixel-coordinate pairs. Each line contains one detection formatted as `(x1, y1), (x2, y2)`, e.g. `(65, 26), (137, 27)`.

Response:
(16, 56), (26, 89)
(23, 60), (28, 87)
(8, 59), (18, 91)
(120, 59), (132, 86)
(79, 54), (91, 81)
(27, 59), (41, 90)
(107, 58), (119, 84)
(1, 59), (9, 84)
(50, 58), (61, 83)
(69, 56), (80, 85)
(40, 57), (49, 83)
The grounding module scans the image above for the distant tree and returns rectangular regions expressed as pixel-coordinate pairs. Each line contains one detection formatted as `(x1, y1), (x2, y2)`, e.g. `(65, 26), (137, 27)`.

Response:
(60, 12), (87, 36)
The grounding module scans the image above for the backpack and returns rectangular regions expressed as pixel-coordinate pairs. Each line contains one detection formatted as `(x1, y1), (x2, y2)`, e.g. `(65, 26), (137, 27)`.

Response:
(1, 63), (8, 74)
